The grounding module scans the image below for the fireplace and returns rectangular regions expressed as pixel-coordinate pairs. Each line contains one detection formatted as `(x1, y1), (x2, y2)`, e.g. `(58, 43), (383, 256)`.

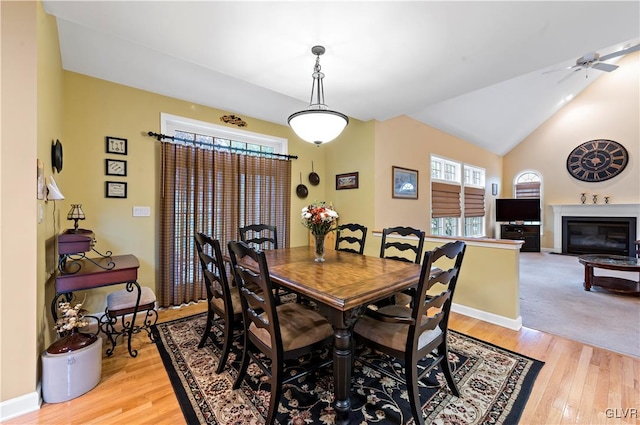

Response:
(551, 204), (640, 256)
(562, 216), (636, 256)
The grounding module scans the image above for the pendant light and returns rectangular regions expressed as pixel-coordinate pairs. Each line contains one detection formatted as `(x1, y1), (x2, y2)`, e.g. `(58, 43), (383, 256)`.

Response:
(288, 45), (349, 145)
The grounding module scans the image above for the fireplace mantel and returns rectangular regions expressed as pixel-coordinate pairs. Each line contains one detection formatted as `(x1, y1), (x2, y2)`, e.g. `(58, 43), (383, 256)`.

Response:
(551, 204), (640, 253)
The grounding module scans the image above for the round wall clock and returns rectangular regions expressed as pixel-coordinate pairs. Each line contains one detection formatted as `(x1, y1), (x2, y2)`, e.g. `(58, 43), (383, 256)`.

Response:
(566, 139), (628, 182)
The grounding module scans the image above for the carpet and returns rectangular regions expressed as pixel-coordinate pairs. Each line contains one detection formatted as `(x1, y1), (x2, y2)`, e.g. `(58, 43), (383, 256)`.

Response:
(519, 252), (640, 358)
(152, 313), (543, 424)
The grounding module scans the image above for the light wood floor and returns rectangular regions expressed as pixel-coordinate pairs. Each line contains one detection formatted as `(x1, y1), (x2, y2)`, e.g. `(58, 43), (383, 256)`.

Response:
(6, 303), (639, 425)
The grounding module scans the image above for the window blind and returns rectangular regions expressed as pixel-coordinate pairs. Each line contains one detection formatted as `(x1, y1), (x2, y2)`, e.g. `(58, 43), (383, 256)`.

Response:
(464, 187), (485, 217)
(432, 182), (461, 218)
(515, 182), (541, 198)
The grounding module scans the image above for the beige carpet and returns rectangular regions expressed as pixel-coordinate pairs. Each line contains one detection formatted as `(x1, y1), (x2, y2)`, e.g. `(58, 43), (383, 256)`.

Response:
(519, 252), (639, 358)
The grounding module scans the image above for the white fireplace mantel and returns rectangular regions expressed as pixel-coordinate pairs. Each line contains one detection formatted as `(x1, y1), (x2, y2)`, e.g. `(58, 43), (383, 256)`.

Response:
(550, 204), (640, 253)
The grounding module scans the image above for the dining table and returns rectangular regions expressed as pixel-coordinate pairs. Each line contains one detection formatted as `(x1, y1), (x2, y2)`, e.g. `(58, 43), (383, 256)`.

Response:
(232, 245), (422, 425)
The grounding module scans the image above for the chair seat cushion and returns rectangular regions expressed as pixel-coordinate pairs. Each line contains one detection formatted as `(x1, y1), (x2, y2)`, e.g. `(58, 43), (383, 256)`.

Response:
(354, 304), (441, 352)
(249, 303), (333, 352)
(211, 284), (243, 315)
(107, 286), (156, 311)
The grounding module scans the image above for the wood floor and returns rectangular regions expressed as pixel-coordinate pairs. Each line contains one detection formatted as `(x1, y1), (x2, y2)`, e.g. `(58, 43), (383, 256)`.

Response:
(7, 303), (640, 425)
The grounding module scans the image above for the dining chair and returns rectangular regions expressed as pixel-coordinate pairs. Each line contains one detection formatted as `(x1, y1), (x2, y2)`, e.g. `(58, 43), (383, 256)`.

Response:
(334, 223), (368, 255)
(239, 224), (278, 250)
(227, 240), (334, 425)
(380, 226), (425, 264)
(379, 226), (426, 306)
(194, 232), (242, 374)
(354, 240), (467, 425)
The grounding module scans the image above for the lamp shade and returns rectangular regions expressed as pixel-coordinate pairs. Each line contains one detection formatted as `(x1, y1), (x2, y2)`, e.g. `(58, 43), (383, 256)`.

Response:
(288, 109), (349, 145)
(67, 204), (86, 220)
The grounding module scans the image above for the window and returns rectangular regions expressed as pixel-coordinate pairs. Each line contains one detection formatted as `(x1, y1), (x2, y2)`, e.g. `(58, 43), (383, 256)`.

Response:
(515, 171), (541, 199)
(157, 113), (291, 307)
(431, 155), (485, 237)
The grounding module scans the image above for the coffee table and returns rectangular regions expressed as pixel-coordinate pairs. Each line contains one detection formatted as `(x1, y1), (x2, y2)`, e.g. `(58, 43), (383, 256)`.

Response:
(578, 254), (640, 295)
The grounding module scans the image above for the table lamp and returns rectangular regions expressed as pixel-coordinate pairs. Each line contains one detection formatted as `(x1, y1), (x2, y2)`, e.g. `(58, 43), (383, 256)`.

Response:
(67, 204), (86, 233)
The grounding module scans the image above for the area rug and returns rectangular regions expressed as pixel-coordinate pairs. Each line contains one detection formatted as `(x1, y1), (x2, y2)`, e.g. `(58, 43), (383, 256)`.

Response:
(152, 313), (543, 424)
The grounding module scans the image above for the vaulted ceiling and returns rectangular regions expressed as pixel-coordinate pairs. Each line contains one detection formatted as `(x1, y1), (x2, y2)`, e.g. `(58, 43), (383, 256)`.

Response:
(43, 1), (640, 155)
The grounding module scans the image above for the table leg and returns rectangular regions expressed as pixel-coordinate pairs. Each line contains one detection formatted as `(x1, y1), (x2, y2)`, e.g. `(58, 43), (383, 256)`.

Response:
(333, 326), (352, 425)
(584, 265), (593, 291)
(125, 281), (142, 357)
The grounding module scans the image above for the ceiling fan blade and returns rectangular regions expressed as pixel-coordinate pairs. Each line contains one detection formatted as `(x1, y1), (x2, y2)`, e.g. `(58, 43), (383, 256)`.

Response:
(543, 65), (575, 75)
(598, 44), (640, 62)
(592, 62), (619, 72)
(557, 68), (581, 84)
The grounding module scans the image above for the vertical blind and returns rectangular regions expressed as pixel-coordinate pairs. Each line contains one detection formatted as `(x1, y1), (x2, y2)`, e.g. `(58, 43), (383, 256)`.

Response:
(158, 142), (291, 307)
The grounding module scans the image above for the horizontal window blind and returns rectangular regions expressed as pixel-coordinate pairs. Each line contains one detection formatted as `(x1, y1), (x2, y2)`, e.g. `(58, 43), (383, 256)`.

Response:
(515, 182), (541, 198)
(432, 182), (461, 218)
(464, 187), (485, 217)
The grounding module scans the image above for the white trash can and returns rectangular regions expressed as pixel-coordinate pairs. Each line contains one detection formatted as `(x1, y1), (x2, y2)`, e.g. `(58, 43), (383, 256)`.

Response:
(41, 336), (102, 403)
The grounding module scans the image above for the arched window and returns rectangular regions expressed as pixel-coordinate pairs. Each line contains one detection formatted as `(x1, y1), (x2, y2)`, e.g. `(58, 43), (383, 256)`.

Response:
(514, 171), (541, 199)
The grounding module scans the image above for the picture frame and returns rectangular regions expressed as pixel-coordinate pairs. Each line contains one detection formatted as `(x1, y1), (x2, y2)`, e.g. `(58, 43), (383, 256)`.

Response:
(105, 181), (127, 198)
(105, 159), (127, 176)
(335, 172), (359, 190)
(106, 136), (127, 155)
(392, 166), (418, 199)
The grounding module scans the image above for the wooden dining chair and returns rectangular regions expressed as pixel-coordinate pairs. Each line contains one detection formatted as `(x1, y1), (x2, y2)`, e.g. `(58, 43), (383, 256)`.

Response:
(239, 224), (278, 250)
(380, 226), (425, 264)
(334, 223), (368, 255)
(227, 240), (334, 425)
(193, 232), (243, 374)
(354, 240), (467, 425)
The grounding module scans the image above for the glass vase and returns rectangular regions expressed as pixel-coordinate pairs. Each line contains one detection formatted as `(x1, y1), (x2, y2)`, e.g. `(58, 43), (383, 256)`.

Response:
(314, 233), (326, 262)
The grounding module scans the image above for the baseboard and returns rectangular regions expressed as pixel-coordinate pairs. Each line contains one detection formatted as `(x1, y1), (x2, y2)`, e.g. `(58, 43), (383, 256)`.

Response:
(452, 303), (522, 331)
(0, 388), (41, 422)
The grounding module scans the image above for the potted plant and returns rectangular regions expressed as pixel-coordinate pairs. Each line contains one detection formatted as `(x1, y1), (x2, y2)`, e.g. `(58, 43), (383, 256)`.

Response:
(47, 299), (96, 354)
(301, 201), (339, 262)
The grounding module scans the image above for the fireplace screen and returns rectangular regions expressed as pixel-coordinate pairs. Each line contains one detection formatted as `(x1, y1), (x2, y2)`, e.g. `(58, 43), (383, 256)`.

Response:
(562, 216), (636, 256)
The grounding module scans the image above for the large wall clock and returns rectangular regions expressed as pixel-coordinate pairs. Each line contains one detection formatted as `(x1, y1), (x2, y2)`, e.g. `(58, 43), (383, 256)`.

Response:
(566, 139), (628, 182)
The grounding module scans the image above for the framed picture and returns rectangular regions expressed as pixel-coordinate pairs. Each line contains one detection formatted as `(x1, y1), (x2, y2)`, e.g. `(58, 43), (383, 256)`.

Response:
(336, 172), (359, 190)
(106, 136), (127, 155)
(105, 159), (127, 176)
(105, 181), (127, 198)
(392, 166), (418, 199)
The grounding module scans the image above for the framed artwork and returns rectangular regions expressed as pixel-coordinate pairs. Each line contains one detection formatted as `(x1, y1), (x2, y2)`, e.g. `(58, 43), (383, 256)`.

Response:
(392, 166), (418, 199)
(336, 172), (359, 190)
(106, 136), (127, 155)
(105, 159), (127, 176)
(105, 181), (127, 198)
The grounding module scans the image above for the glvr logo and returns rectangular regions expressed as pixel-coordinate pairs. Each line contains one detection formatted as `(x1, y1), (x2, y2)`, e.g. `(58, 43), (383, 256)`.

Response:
(605, 408), (638, 419)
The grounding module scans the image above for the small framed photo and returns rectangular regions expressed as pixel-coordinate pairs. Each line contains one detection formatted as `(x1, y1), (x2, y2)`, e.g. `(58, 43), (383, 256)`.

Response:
(336, 172), (359, 190)
(392, 166), (418, 199)
(105, 159), (127, 176)
(105, 181), (127, 198)
(106, 136), (127, 155)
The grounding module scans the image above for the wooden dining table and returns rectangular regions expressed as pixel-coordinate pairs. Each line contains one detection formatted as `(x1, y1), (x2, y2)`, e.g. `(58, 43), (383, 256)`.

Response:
(232, 245), (422, 425)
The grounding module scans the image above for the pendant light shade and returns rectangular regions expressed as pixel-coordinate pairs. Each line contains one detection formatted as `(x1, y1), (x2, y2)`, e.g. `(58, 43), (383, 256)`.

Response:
(288, 46), (348, 145)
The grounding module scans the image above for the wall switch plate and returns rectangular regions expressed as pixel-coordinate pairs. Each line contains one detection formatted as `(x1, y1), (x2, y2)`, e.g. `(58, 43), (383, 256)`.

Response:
(133, 206), (151, 217)
(39, 204), (44, 223)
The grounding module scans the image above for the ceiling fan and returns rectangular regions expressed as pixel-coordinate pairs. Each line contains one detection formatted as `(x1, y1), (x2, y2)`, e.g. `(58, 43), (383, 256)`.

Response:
(544, 43), (640, 82)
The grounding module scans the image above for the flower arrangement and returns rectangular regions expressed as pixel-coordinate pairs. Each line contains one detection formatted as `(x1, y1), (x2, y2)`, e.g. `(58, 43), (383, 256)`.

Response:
(301, 201), (339, 236)
(54, 299), (89, 333)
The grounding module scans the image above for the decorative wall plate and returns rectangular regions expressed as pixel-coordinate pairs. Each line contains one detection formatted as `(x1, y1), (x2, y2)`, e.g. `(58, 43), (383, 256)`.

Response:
(566, 139), (628, 182)
(51, 139), (63, 173)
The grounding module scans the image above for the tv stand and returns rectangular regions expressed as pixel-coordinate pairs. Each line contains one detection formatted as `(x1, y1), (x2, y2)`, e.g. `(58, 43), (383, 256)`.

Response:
(501, 224), (540, 252)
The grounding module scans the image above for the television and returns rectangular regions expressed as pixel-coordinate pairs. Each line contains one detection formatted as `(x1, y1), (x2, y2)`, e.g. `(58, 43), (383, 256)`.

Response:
(495, 198), (541, 222)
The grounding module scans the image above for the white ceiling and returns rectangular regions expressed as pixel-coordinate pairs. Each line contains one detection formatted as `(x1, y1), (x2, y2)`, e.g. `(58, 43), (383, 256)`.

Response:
(42, 1), (640, 156)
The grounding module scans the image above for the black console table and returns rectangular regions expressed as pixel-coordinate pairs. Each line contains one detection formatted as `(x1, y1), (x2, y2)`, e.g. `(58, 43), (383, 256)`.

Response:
(501, 224), (541, 252)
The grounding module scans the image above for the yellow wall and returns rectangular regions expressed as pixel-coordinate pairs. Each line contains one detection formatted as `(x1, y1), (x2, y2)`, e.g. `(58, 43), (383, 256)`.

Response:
(503, 52), (640, 249)
(374, 116), (503, 239)
(1, 0), (39, 405)
(62, 72), (328, 313)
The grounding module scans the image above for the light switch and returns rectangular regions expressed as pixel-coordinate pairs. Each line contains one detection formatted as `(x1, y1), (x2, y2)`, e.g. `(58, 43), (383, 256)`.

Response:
(39, 204), (44, 223)
(133, 206), (151, 217)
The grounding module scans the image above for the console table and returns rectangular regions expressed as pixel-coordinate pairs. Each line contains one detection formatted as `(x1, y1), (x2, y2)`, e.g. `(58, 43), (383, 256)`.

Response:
(53, 229), (143, 357)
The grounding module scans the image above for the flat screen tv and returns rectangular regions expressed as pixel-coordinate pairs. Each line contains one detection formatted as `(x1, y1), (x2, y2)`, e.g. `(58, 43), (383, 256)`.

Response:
(495, 198), (541, 222)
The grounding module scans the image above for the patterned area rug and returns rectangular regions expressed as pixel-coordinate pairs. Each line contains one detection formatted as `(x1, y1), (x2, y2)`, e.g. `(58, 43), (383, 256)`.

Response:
(152, 313), (543, 424)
